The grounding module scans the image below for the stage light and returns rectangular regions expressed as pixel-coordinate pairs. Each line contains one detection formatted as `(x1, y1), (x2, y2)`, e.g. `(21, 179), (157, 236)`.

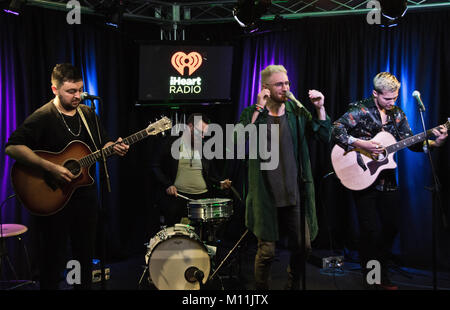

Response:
(380, 0), (407, 20)
(2, 0), (26, 15)
(105, 10), (123, 28)
(94, 0), (125, 28)
(233, 0), (271, 30)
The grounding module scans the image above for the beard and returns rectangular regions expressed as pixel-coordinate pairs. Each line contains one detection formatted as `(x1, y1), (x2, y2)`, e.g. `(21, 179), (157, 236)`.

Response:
(58, 94), (80, 111)
(267, 94), (286, 107)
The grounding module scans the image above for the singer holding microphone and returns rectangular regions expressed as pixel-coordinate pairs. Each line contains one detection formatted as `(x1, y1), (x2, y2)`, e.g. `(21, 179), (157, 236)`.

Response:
(236, 65), (331, 289)
(5, 63), (129, 289)
(331, 72), (447, 290)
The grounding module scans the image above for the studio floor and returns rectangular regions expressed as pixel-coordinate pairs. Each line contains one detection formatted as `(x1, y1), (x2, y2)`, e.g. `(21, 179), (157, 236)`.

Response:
(5, 243), (450, 292)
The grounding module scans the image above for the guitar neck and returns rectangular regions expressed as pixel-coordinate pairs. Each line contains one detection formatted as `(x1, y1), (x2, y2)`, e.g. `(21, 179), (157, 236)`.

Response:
(79, 128), (149, 168)
(385, 124), (442, 154)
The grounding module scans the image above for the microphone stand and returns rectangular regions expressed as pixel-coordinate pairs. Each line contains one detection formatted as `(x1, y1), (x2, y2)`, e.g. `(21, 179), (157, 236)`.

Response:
(89, 98), (110, 290)
(417, 105), (445, 291)
(293, 101), (307, 291)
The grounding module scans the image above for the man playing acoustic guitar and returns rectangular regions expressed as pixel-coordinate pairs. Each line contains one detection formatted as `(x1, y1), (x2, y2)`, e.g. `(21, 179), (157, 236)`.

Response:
(331, 72), (447, 290)
(5, 63), (129, 289)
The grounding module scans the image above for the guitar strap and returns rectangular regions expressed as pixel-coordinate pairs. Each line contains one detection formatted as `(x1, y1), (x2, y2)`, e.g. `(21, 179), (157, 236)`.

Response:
(77, 106), (99, 151)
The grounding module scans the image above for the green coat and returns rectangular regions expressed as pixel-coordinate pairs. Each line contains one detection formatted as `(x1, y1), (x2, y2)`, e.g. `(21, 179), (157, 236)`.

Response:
(237, 100), (331, 242)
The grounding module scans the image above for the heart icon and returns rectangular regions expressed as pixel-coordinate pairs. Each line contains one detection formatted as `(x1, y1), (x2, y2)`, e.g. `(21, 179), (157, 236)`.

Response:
(171, 51), (203, 76)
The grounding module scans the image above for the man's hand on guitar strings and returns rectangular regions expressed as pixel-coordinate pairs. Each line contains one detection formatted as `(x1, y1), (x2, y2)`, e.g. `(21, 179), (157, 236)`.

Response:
(432, 125), (448, 147)
(353, 139), (384, 156)
(111, 137), (129, 156)
(48, 162), (76, 184)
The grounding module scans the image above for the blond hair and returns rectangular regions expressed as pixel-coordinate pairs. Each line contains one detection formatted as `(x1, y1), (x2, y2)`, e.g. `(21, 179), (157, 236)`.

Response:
(373, 72), (401, 93)
(260, 65), (287, 87)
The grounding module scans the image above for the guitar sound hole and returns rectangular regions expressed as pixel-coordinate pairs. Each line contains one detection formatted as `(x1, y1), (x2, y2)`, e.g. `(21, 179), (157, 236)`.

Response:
(64, 160), (81, 177)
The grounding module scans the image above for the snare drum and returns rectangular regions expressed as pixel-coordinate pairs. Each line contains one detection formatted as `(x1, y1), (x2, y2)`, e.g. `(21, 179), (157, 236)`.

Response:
(187, 198), (233, 222)
(145, 224), (211, 290)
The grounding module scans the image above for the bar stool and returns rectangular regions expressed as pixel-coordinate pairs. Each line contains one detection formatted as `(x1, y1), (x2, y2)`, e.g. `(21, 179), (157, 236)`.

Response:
(0, 224), (33, 290)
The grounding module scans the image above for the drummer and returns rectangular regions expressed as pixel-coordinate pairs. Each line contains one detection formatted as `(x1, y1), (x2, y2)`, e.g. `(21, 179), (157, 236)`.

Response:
(150, 113), (232, 227)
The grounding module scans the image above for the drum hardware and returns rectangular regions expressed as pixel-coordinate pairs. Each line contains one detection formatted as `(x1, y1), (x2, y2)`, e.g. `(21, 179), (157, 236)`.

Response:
(138, 265), (149, 288)
(144, 224), (211, 290)
(208, 229), (248, 282)
(142, 197), (240, 290)
(187, 198), (233, 242)
(197, 222), (216, 244)
(187, 198), (233, 223)
(142, 227), (249, 290)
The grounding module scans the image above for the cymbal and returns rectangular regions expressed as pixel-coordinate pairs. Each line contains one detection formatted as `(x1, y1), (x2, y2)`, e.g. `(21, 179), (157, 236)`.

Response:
(0, 224), (28, 238)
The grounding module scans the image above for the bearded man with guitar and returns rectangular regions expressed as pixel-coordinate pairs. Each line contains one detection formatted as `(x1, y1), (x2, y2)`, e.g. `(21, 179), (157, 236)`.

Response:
(331, 72), (448, 290)
(5, 63), (130, 289)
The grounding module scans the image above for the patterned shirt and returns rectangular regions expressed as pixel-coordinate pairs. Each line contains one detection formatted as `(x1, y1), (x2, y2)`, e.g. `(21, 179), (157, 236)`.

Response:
(331, 97), (419, 148)
(331, 97), (422, 190)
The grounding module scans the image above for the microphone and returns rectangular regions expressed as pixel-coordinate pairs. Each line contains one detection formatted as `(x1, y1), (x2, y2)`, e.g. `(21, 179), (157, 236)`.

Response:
(285, 91), (305, 109)
(184, 266), (204, 283)
(80, 92), (101, 101)
(412, 90), (426, 111)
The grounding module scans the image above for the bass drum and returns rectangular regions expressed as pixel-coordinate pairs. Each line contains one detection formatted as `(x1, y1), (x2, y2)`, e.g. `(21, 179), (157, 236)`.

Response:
(145, 224), (211, 290)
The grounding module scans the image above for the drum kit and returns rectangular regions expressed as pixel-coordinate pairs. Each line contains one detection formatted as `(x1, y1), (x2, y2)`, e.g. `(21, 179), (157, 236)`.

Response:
(141, 197), (245, 290)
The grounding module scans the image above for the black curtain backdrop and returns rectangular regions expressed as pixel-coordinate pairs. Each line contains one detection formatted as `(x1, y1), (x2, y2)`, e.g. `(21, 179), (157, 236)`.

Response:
(188, 10), (450, 270)
(0, 7), (162, 277)
(1, 6), (449, 281)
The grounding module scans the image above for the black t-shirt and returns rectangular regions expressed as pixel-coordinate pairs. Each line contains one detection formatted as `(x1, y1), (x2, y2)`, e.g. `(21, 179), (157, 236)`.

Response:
(6, 100), (110, 198)
(265, 113), (299, 207)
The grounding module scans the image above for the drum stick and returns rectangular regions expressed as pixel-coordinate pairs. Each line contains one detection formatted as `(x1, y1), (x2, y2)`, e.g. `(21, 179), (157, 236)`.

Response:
(230, 186), (243, 203)
(176, 193), (192, 201)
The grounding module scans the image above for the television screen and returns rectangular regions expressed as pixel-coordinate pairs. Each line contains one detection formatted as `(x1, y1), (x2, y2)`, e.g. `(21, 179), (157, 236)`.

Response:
(138, 43), (234, 103)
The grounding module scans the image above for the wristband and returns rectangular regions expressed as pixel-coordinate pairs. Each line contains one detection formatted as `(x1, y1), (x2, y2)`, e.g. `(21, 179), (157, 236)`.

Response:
(255, 105), (264, 113)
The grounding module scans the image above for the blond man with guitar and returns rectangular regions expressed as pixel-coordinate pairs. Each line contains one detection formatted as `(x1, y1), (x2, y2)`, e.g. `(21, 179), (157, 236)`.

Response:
(331, 72), (448, 290)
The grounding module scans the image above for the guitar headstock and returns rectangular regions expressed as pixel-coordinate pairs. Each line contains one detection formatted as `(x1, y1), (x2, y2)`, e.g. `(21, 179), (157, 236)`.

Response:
(146, 117), (172, 136)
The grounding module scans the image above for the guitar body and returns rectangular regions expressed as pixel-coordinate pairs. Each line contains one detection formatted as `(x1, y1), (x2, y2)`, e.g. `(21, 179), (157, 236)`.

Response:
(9, 117), (172, 216)
(331, 131), (398, 191)
(11, 140), (94, 216)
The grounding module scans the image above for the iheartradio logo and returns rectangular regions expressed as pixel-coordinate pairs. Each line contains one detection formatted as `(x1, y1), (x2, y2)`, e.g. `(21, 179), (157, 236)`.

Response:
(171, 51), (203, 76)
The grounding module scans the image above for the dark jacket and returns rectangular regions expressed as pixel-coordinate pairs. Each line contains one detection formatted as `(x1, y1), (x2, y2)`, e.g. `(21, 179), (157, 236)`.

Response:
(237, 100), (331, 242)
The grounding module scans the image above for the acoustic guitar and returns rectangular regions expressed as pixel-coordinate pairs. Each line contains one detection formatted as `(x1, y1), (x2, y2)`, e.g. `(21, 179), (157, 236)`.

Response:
(11, 117), (172, 216)
(331, 119), (449, 191)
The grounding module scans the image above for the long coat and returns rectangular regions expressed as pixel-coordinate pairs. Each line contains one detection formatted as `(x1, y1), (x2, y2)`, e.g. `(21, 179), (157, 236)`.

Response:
(237, 100), (331, 241)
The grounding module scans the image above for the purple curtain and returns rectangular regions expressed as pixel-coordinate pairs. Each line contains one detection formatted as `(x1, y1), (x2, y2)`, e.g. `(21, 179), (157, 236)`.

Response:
(237, 31), (300, 118)
(0, 15), (19, 224)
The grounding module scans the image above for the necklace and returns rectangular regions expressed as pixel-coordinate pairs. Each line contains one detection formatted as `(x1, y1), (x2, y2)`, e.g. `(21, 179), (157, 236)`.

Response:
(57, 109), (81, 137)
